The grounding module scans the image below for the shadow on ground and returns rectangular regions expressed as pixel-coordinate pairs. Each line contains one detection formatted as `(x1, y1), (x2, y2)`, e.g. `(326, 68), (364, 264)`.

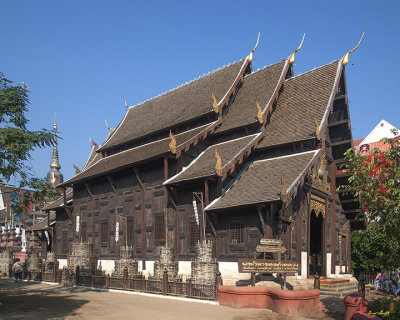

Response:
(0, 279), (90, 320)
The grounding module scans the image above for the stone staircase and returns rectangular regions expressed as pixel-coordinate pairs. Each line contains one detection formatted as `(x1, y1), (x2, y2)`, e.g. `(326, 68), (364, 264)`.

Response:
(320, 279), (358, 297)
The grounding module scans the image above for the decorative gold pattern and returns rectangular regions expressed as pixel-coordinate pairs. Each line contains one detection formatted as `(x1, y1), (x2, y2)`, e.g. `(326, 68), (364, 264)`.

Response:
(169, 129), (176, 154)
(248, 32), (260, 63)
(340, 220), (350, 235)
(315, 117), (321, 140)
(311, 153), (330, 194)
(256, 101), (263, 124)
(342, 30), (366, 66)
(215, 149), (223, 176)
(310, 194), (325, 219)
(289, 33), (306, 64)
(211, 92), (218, 113)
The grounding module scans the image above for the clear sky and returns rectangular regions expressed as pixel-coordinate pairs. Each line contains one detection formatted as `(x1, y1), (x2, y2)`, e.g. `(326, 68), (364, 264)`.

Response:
(1, 0), (399, 183)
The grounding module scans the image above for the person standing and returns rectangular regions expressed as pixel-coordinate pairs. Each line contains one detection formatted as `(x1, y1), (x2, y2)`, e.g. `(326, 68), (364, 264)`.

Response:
(12, 259), (23, 282)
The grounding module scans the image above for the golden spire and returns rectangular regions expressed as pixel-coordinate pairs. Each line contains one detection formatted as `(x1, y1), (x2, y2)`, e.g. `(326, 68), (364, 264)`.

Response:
(123, 97), (129, 109)
(211, 92), (218, 113)
(215, 149), (223, 176)
(289, 32), (306, 64)
(105, 120), (111, 131)
(256, 101), (263, 124)
(281, 171), (287, 200)
(315, 117), (321, 140)
(248, 32), (260, 62)
(342, 30), (366, 66)
(169, 129), (177, 154)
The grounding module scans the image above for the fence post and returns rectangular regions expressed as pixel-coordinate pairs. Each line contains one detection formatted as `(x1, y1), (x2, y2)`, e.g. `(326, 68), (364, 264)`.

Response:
(314, 272), (320, 290)
(106, 273), (110, 289)
(187, 278), (192, 298)
(52, 264), (56, 282)
(162, 269), (168, 295)
(41, 260), (45, 281)
(75, 266), (80, 286)
(215, 271), (222, 301)
(123, 267), (128, 290)
(358, 274), (366, 299)
(142, 275), (146, 292)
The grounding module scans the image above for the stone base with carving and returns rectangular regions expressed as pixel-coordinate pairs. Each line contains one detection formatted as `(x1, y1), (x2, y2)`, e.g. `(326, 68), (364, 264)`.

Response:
(191, 241), (218, 284)
(153, 247), (178, 280)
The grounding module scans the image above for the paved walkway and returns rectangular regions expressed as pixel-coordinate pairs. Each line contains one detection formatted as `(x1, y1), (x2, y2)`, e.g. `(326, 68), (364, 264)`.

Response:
(0, 279), (344, 320)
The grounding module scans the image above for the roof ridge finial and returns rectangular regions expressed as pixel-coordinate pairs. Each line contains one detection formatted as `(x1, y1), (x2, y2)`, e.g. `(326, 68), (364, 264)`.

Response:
(256, 101), (263, 124)
(215, 149), (223, 176)
(169, 129), (177, 154)
(315, 117), (321, 140)
(342, 29), (366, 66)
(281, 170), (287, 201)
(289, 32), (306, 64)
(248, 32), (260, 63)
(105, 120), (111, 131)
(211, 92), (218, 113)
(123, 97), (129, 109)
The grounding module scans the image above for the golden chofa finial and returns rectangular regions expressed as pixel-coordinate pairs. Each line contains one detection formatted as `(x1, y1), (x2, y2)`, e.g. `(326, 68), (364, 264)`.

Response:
(215, 149), (223, 176)
(248, 32), (260, 63)
(342, 30), (366, 66)
(315, 117), (321, 140)
(256, 101), (263, 124)
(169, 129), (177, 154)
(211, 92), (218, 113)
(281, 171), (287, 201)
(105, 119), (111, 131)
(289, 32), (306, 64)
(123, 97), (129, 109)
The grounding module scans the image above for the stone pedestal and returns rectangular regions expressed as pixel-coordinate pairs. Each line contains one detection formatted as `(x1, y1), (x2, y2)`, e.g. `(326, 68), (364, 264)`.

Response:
(191, 240), (218, 284)
(153, 247), (178, 280)
(113, 246), (139, 277)
(67, 242), (95, 275)
(27, 251), (42, 273)
(0, 251), (12, 277)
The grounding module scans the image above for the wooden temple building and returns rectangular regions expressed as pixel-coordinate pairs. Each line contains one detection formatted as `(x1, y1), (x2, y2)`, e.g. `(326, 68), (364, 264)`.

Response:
(53, 35), (362, 283)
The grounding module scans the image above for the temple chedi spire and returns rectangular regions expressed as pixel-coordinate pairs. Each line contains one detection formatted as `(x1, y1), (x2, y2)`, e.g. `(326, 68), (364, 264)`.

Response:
(47, 113), (63, 187)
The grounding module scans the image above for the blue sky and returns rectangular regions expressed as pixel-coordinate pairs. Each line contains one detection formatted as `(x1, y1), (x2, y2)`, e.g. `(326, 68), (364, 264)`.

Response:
(1, 1), (399, 183)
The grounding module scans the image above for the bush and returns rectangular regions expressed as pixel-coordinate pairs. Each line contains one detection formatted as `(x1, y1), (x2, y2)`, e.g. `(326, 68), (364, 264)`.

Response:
(369, 297), (400, 320)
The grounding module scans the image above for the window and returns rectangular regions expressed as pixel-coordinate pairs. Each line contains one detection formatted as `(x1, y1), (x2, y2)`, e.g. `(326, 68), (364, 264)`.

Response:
(62, 231), (68, 254)
(81, 222), (86, 242)
(189, 222), (200, 247)
(101, 221), (108, 243)
(127, 219), (134, 242)
(230, 224), (244, 244)
(155, 216), (165, 241)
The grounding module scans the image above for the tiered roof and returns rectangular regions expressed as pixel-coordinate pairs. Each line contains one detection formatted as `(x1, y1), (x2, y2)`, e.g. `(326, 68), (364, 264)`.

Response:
(205, 150), (319, 211)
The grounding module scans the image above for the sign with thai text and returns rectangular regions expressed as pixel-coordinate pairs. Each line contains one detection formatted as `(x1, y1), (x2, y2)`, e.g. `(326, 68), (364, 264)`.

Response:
(256, 245), (286, 253)
(260, 238), (283, 245)
(238, 259), (299, 274)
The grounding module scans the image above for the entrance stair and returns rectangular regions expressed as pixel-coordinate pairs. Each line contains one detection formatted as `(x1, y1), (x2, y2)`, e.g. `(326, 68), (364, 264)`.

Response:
(319, 278), (358, 297)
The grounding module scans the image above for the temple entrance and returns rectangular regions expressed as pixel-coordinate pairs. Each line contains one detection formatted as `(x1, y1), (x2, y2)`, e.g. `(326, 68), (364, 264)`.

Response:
(309, 210), (323, 276)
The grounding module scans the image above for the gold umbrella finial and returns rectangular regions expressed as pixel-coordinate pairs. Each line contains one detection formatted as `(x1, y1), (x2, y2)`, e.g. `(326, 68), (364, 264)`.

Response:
(342, 30), (366, 66)
(215, 149), (223, 176)
(256, 101), (263, 124)
(281, 171), (287, 200)
(289, 32), (306, 64)
(248, 32), (260, 62)
(211, 92), (218, 113)
(315, 117), (321, 140)
(169, 129), (176, 154)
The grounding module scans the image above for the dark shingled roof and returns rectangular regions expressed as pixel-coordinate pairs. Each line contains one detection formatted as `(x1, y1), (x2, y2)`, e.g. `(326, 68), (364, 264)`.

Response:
(61, 125), (209, 186)
(215, 60), (287, 134)
(42, 188), (73, 211)
(257, 61), (340, 149)
(165, 134), (256, 185)
(100, 60), (246, 151)
(31, 212), (56, 231)
(205, 150), (318, 211)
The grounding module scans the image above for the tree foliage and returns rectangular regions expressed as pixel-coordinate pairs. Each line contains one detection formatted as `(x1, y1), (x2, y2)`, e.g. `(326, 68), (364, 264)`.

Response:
(0, 72), (58, 213)
(342, 131), (400, 271)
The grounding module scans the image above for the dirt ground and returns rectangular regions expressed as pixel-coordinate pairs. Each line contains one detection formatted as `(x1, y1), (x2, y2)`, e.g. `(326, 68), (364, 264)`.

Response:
(0, 279), (345, 320)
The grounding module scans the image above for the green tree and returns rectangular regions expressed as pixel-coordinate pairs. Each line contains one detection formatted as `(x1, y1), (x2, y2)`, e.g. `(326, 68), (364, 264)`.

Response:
(0, 72), (58, 213)
(342, 131), (400, 271)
